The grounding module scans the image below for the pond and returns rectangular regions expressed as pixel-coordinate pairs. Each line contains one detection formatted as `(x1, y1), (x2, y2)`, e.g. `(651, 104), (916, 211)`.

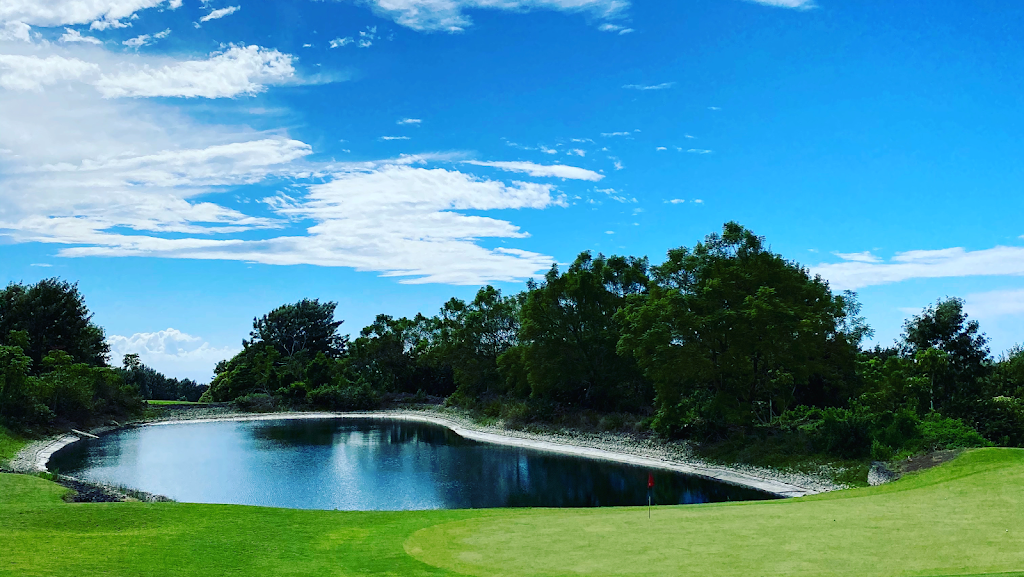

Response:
(49, 418), (777, 510)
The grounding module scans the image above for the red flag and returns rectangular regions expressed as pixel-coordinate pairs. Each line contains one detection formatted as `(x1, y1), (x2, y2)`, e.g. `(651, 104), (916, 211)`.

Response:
(648, 473), (655, 489)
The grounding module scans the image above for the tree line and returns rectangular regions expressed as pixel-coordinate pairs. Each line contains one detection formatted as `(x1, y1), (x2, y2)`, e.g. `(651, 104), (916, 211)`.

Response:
(0, 279), (208, 432)
(204, 222), (1024, 461)
(2, 223), (1021, 462)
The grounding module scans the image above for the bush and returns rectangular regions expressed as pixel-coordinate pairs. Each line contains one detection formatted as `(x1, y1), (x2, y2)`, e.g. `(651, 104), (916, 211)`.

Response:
(917, 413), (991, 451)
(818, 407), (872, 459)
(233, 393), (277, 413)
(307, 382), (380, 411)
(975, 396), (1024, 447)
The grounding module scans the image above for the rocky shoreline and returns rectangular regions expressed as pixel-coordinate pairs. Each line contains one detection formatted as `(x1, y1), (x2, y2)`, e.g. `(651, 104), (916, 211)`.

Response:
(8, 404), (851, 501)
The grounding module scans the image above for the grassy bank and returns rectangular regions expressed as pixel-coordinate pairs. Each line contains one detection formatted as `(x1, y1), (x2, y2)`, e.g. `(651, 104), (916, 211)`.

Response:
(0, 425), (28, 466)
(1, 448), (1022, 576)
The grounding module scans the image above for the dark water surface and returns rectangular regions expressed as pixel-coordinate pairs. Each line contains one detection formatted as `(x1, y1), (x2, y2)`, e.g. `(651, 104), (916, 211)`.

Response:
(50, 418), (775, 510)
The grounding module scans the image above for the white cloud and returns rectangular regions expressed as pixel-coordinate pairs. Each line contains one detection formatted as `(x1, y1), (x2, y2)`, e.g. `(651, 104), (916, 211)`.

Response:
(0, 0), (175, 27)
(51, 165), (563, 285)
(90, 18), (131, 30)
(398, 118), (422, 125)
(687, 148), (713, 154)
(601, 131), (632, 137)
(123, 29), (169, 48)
(623, 82), (674, 90)
(964, 289), (1024, 321)
(595, 187), (631, 203)
(567, 148), (585, 157)
(0, 44), (300, 99)
(168, 0), (182, 8)
(107, 328), (238, 382)
(94, 45), (295, 98)
(0, 54), (100, 91)
(358, 0), (629, 32)
(656, 146), (667, 151)
(379, 136), (411, 140)
(708, 106), (721, 111)
(59, 27), (103, 44)
(665, 199), (685, 204)
(833, 251), (881, 264)
(123, 34), (150, 48)
(812, 245), (1024, 290)
(198, 5), (239, 23)
(330, 36), (354, 48)
(0, 21), (32, 42)
(598, 23), (632, 34)
(744, 0), (815, 9)
(464, 160), (603, 181)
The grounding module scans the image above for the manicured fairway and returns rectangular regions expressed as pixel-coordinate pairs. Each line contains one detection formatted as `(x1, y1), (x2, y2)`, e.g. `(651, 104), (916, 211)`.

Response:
(1, 449), (1022, 576)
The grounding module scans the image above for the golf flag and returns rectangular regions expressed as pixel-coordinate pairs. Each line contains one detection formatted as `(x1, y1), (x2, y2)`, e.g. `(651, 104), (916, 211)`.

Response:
(647, 473), (654, 519)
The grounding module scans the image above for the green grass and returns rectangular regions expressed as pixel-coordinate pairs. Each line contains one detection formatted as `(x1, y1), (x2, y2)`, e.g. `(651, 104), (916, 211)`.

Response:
(2, 449), (1023, 576)
(145, 400), (208, 406)
(0, 425), (28, 466)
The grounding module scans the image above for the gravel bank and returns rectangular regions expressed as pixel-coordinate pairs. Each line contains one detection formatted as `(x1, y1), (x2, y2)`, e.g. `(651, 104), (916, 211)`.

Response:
(11, 405), (848, 499)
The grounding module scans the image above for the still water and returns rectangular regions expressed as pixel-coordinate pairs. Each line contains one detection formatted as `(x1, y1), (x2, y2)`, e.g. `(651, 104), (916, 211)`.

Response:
(50, 418), (775, 510)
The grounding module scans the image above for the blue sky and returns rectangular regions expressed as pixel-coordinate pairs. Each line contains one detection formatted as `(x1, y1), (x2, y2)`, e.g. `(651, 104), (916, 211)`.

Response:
(1, 0), (1023, 381)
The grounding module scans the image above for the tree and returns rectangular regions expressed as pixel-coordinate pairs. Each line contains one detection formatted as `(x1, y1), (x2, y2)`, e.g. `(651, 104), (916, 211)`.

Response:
(0, 278), (109, 371)
(349, 314), (452, 395)
(901, 298), (991, 416)
(0, 344), (44, 427)
(995, 345), (1024, 398)
(507, 253), (651, 411)
(438, 286), (521, 398)
(248, 299), (347, 359)
(616, 222), (858, 436)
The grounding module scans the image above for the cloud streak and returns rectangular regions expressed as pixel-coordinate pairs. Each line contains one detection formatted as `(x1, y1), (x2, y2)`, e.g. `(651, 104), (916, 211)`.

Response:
(623, 82), (674, 90)
(199, 5), (239, 23)
(357, 0), (629, 32)
(464, 160), (604, 181)
(813, 245), (1024, 290)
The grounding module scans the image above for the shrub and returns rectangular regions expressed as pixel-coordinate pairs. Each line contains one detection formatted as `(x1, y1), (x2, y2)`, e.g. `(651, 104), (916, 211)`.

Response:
(307, 382), (380, 411)
(917, 413), (991, 451)
(818, 407), (872, 459)
(233, 393), (277, 413)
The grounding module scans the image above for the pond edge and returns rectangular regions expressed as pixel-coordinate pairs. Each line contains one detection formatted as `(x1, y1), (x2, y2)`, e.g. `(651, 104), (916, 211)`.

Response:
(17, 410), (828, 498)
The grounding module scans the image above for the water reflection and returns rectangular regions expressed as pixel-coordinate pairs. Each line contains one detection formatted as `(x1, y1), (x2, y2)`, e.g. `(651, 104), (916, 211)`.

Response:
(50, 418), (776, 510)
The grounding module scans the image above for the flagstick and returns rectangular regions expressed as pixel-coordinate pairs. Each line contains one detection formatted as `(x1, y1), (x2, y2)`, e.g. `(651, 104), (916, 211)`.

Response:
(648, 493), (651, 519)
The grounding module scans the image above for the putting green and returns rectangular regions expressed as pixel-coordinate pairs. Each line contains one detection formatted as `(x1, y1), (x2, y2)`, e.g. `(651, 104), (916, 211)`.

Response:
(1, 449), (1022, 576)
(405, 448), (1024, 577)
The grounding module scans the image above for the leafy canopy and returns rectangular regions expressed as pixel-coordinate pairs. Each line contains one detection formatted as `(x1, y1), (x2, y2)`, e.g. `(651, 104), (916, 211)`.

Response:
(616, 222), (857, 434)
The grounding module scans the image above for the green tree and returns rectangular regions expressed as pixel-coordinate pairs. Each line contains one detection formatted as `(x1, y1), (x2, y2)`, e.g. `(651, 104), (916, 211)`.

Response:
(901, 298), (991, 416)
(248, 299), (347, 359)
(438, 286), (521, 398)
(995, 345), (1024, 398)
(349, 314), (452, 396)
(0, 344), (46, 427)
(617, 222), (857, 436)
(0, 279), (109, 371)
(508, 252), (651, 411)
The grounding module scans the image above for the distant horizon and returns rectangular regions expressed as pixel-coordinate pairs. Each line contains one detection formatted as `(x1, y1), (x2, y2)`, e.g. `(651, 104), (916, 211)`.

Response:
(2, 0), (1023, 381)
